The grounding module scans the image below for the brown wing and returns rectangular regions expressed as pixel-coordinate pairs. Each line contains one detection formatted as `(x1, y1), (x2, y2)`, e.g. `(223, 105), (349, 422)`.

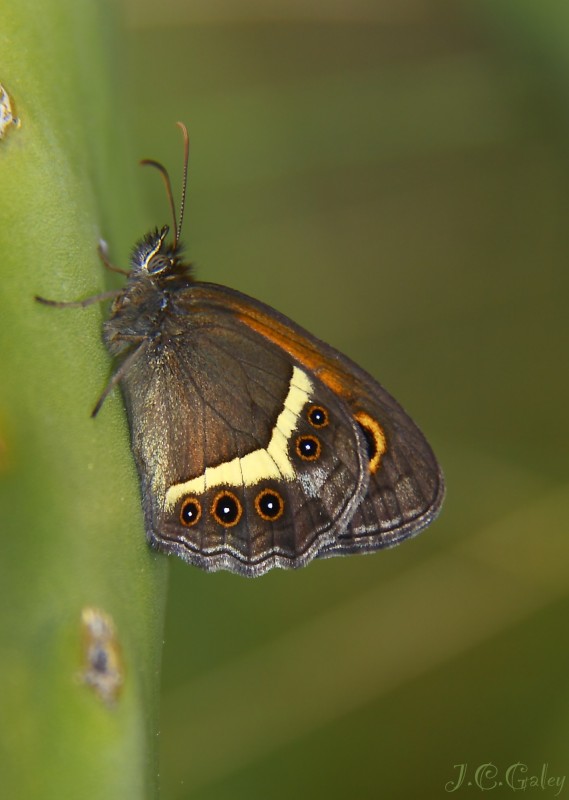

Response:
(117, 284), (371, 576)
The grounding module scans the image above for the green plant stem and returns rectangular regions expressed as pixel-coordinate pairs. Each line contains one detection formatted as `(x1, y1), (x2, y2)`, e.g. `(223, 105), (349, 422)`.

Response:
(0, 3), (167, 797)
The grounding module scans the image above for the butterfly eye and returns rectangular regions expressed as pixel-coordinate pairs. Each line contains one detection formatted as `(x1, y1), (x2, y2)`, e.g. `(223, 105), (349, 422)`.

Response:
(307, 405), (329, 428)
(211, 490), (242, 527)
(295, 435), (321, 461)
(180, 497), (201, 527)
(147, 255), (171, 275)
(255, 489), (285, 521)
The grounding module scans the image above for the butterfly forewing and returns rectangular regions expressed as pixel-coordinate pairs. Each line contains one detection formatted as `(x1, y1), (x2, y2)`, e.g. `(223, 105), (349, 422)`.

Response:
(320, 374), (445, 557)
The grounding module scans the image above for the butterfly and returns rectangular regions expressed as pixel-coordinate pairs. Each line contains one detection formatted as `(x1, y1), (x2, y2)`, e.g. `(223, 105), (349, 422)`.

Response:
(37, 123), (444, 577)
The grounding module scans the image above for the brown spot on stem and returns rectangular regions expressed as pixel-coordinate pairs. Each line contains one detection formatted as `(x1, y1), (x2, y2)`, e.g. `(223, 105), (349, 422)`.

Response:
(80, 607), (123, 707)
(0, 83), (21, 140)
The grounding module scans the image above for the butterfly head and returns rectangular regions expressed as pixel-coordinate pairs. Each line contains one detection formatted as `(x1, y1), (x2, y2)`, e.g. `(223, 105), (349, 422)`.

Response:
(132, 225), (174, 274)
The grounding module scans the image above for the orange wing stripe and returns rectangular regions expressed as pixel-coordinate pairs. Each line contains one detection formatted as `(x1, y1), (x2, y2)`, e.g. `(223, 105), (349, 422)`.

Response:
(236, 312), (351, 399)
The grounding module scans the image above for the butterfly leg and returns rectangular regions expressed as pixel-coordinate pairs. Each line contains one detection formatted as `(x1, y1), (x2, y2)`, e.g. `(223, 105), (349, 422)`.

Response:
(35, 289), (121, 309)
(91, 341), (147, 417)
(98, 239), (129, 276)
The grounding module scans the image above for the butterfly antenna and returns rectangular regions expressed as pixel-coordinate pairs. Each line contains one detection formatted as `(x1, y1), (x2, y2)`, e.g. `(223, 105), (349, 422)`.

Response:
(140, 158), (178, 244)
(175, 121), (190, 247)
(140, 123), (190, 249)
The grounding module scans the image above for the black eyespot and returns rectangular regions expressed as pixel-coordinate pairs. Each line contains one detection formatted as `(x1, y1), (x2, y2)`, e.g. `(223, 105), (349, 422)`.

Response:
(255, 489), (285, 521)
(354, 411), (387, 474)
(358, 424), (377, 462)
(180, 497), (201, 527)
(295, 435), (321, 461)
(211, 491), (242, 527)
(307, 405), (329, 428)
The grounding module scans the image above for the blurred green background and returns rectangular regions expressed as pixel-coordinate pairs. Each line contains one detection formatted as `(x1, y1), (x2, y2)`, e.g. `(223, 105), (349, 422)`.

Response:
(120, 1), (569, 798)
